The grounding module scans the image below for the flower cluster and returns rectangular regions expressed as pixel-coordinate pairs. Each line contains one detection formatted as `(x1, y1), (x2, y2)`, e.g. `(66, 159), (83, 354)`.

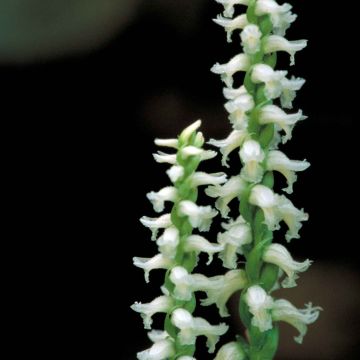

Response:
(132, 0), (321, 358)
(207, 0), (321, 357)
(133, 121), (247, 358)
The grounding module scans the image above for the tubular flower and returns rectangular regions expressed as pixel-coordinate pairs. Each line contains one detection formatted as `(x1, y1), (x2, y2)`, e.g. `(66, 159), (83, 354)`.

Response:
(263, 243), (312, 288)
(171, 308), (229, 353)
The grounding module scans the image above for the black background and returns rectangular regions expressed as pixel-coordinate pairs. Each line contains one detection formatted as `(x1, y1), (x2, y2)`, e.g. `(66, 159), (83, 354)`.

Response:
(1, 1), (357, 359)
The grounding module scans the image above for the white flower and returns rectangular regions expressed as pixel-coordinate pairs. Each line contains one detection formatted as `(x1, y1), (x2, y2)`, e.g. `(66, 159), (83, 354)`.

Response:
(255, 0), (297, 36)
(184, 234), (224, 265)
(154, 138), (178, 149)
(208, 129), (249, 167)
(137, 338), (175, 360)
(169, 266), (220, 301)
(263, 243), (312, 288)
(178, 200), (218, 231)
(131, 296), (174, 329)
(239, 140), (265, 183)
(178, 357), (196, 360)
(211, 54), (251, 87)
(179, 119), (202, 144)
(272, 299), (322, 343)
(251, 64), (288, 100)
(180, 145), (202, 158)
(171, 308), (229, 353)
(146, 187), (178, 212)
(153, 151), (177, 165)
(277, 195), (308, 241)
(140, 213), (172, 240)
(190, 172), (227, 187)
(249, 186), (308, 238)
(280, 76), (305, 109)
(264, 35), (307, 65)
(213, 14), (249, 42)
(217, 216), (252, 269)
(266, 150), (310, 193)
(223, 84), (247, 100)
(169, 266), (194, 301)
(181, 146), (217, 161)
(215, 0), (250, 18)
(224, 92), (255, 130)
(249, 185), (281, 231)
(259, 105), (307, 143)
(241, 24), (262, 55)
(170, 267), (246, 316)
(147, 330), (169, 342)
(133, 254), (174, 283)
(245, 285), (274, 332)
(206, 176), (248, 217)
(194, 131), (205, 148)
(214, 341), (246, 360)
(166, 165), (185, 183)
(156, 226), (180, 259)
(201, 269), (247, 317)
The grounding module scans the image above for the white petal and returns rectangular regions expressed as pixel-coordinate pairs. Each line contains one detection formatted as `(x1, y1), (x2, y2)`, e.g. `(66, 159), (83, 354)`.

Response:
(272, 299), (321, 343)
(184, 234), (224, 265)
(255, 0), (296, 36)
(179, 120), (202, 144)
(263, 243), (312, 288)
(245, 285), (274, 332)
(169, 266), (194, 301)
(147, 187), (178, 212)
(211, 54), (250, 87)
(131, 296), (174, 329)
(156, 226), (180, 259)
(213, 14), (249, 42)
(251, 64), (288, 100)
(140, 214), (172, 240)
(172, 308), (228, 353)
(277, 195), (308, 241)
(190, 172), (227, 187)
(264, 35), (307, 65)
(215, 0), (250, 18)
(214, 341), (246, 360)
(153, 151), (177, 164)
(178, 200), (218, 232)
(154, 138), (178, 149)
(181, 145), (203, 158)
(166, 165), (185, 183)
(137, 339), (175, 360)
(266, 150), (310, 193)
(259, 105), (307, 143)
(133, 254), (173, 283)
(218, 216), (252, 268)
(225, 92), (254, 130)
(208, 129), (248, 167)
(223, 85), (248, 100)
(241, 24), (262, 55)
(249, 185), (281, 231)
(280, 76), (306, 109)
(201, 269), (247, 317)
(206, 176), (248, 217)
(239, 140), (265, 183)
(147, 330), (169, 342)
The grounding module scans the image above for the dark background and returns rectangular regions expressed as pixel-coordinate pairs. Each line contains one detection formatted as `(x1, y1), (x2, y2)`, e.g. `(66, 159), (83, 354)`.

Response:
(1, 1), (358, 359)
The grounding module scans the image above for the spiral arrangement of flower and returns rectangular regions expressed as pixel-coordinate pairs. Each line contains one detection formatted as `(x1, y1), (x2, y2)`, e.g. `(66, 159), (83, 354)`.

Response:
(132, 1), (321, 359)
